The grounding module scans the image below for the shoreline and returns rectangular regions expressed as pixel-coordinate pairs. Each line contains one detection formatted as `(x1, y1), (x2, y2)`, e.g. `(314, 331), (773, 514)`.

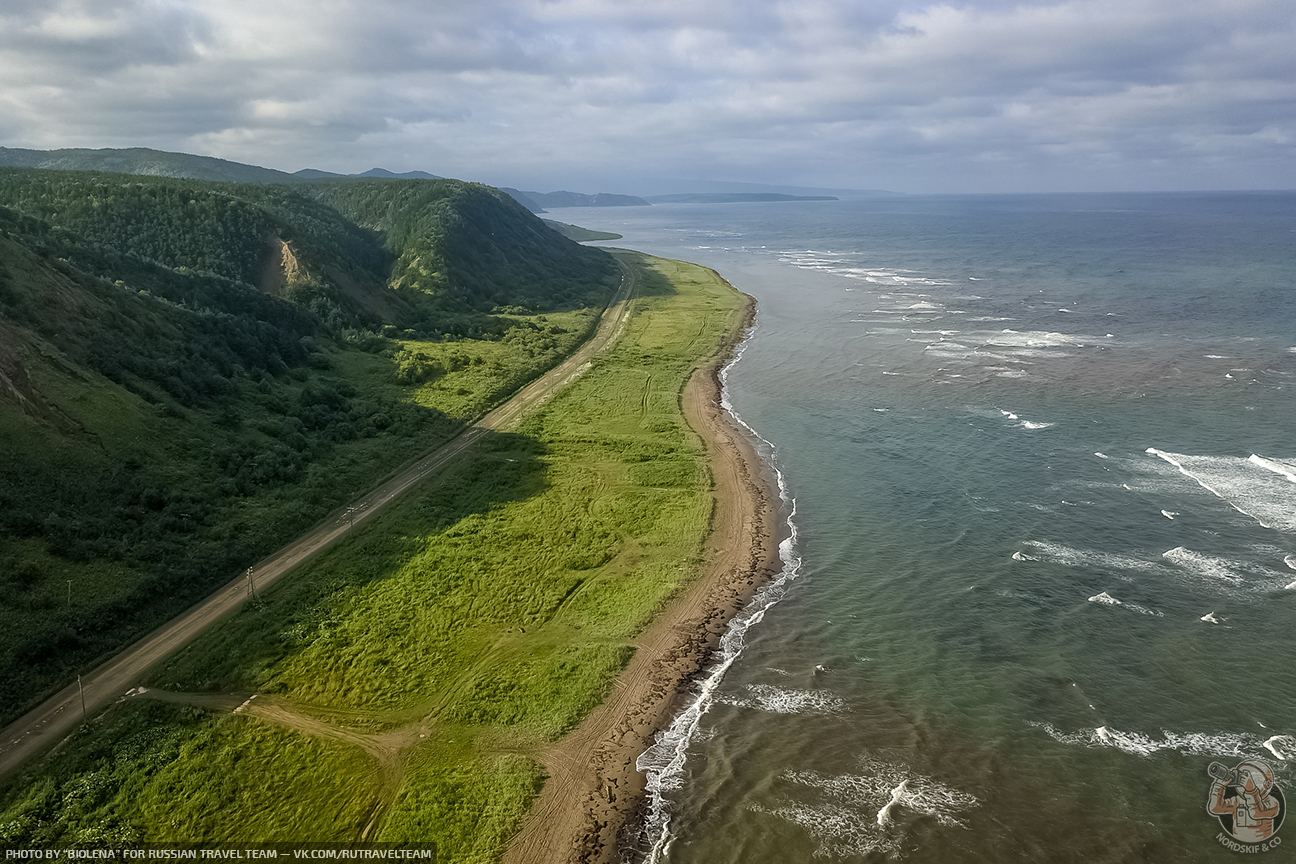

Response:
(503, 286), (786, 864)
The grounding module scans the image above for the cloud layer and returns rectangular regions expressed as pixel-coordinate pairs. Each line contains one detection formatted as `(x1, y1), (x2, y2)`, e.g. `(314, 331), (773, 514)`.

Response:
(1, 0), (1293, 192)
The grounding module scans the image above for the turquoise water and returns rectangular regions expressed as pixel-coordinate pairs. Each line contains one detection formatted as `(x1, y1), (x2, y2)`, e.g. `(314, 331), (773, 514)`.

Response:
(572, 194), (1296, 862)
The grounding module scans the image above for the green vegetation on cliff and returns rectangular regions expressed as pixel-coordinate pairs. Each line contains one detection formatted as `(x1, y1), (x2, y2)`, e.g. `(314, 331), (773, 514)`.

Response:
(0, 168), (616, 726)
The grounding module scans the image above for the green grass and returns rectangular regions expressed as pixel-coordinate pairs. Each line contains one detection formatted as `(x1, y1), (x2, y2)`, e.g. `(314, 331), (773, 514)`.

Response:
(0, 254), (746, 856)
(0, 701), (378, 846)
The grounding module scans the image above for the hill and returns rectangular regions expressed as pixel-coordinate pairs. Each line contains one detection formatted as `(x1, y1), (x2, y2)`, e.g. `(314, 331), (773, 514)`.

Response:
(0, 147), (444, 185)
(0, 168), (617, 723)
(0, 147), (300, 184)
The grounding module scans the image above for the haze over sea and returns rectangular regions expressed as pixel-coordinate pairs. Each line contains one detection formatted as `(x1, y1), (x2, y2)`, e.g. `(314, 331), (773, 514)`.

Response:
(571, 193), (1296, 862)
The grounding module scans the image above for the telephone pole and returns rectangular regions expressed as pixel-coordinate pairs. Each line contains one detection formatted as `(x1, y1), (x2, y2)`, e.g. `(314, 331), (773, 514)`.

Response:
(77, 674), (87, 725)
(246, 566), (257, 600)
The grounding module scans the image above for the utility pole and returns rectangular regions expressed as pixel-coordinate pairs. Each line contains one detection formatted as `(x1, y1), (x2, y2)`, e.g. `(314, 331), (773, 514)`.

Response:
(67, 579), (72, 609)
(346, 506), (357, 529)
(246, 567), (257, 600)
(77, 674), (87, 725)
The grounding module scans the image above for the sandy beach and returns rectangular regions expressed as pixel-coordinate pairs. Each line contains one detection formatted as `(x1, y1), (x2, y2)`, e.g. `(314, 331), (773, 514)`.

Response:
(503, 291), (785, 864)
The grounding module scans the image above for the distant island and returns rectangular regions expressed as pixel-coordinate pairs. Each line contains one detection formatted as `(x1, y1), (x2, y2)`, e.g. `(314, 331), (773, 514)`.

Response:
(646, 192), (838, 204)
(501, 188), (649, 212)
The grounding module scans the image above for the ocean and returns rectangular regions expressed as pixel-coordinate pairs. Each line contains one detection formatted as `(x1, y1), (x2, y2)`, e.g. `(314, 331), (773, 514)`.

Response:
(564, 192), (1296, 862)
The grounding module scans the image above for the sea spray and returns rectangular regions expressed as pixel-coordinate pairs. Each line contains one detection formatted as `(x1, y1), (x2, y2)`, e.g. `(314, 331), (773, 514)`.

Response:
(636, 317), (805, 864)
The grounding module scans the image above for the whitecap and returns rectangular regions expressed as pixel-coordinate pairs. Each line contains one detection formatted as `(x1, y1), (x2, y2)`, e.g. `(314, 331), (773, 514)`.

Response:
(1024, 540), (1167, 575)
(719, 684), (846, 715)
(756, 757), (979, 858)
(1201, 611), (1222, 624)
(1088, 592), (1162, 616)
(1031, 723), (1278, 759)
(1263, 735), (1296, 760)
(1285, 555), (1296, 571)
(983, 329), (1095, 348)
(1248, 454), (1296, 483)
(1161, 546), (1290, 595)
(1145, 448), (1296, 532)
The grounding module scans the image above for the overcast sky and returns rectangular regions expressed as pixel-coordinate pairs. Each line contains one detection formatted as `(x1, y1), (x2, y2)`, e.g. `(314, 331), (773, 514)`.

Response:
(1, 0), (1293, 194)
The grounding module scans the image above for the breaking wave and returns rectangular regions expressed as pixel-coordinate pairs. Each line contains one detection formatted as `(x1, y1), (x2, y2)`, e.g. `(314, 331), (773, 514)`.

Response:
(1031, 723), (1291, 760)
(752, 755), (978, 858)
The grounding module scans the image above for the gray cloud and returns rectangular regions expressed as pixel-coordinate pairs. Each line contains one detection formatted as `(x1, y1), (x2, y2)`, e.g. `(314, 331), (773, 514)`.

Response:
(0, 0), (1292, 192)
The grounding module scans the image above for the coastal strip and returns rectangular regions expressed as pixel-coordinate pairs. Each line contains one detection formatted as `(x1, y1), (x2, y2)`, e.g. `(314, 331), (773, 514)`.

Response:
(504, 277), (785, 864)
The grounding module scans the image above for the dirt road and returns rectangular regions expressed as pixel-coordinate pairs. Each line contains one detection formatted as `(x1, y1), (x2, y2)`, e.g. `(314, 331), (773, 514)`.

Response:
(0, 258), (636, 780)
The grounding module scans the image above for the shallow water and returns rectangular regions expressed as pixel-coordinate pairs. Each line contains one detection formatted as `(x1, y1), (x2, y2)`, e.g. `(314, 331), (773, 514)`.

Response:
(566, 193), (1296, 862)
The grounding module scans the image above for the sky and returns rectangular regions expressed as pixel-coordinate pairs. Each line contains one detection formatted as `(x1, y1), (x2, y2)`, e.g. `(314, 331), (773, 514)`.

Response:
(0, 0), (1293, 194)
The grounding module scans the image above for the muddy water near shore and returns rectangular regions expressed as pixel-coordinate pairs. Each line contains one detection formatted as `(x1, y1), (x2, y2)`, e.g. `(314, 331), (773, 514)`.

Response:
(571, 193), (1296, 863)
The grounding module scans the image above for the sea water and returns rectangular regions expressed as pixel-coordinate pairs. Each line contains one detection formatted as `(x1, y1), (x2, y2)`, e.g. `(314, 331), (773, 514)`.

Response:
(565, 192), (1296, 862)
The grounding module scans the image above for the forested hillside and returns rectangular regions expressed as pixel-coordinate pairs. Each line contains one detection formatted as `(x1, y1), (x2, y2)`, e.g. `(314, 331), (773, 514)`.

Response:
(0, 168), (617, 725)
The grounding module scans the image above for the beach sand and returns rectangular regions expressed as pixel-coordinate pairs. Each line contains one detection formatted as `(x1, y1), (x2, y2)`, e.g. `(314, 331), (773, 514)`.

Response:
(503, 293), (784, 864)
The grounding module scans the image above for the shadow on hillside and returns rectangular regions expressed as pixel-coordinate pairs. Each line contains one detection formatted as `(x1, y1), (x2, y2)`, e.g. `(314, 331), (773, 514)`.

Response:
(140, 429), (551, 696)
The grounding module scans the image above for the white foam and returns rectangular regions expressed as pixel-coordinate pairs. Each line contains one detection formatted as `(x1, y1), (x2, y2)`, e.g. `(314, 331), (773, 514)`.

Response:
(1021, 421), (1054, 430)
(1159, 546), (1290, 595)
(1145, 449), (1296, 532)
(876, 779), (909, 826)
(983, 329), (1095, 348)
(1024, 540), (1167, 575)
(1088, 592), (1163, 616)
(757, 757), (978, 858)
(1285, 555), (1296, 571)
(1249, 454), (1296, 483)
(1032, 723), (1278, 759)
(639, 317), (804, 864)
(719, 684), (846, 715)
(1263, 735), (1296, 760)
(1201, 611), (1222, 624)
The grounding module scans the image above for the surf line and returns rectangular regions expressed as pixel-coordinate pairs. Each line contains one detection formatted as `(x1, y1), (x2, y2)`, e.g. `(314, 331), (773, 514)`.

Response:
(636, 314), (805, 864)
(1145, 448), (1276, 530)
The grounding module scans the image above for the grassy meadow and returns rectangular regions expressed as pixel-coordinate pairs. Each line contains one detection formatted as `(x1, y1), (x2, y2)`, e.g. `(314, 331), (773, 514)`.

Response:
(0, 254), (746, 859)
